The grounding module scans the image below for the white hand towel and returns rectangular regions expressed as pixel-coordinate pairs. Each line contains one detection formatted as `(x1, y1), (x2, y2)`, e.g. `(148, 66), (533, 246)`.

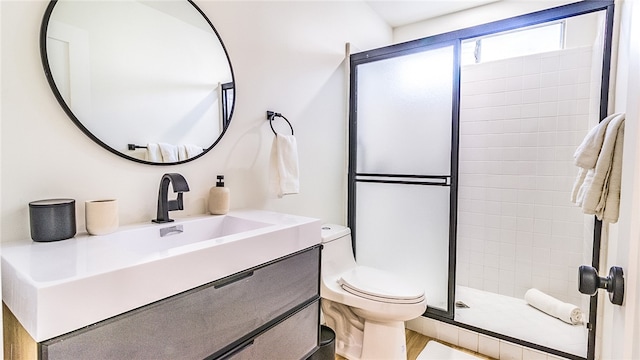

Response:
(184, 144), (204, 158)
(269, 135), (300, 198)
(524, 288), (583, 325)
(159, 143), (179, 163)
(146, 143), (162, 162)
(177, 145), (188, 161)
(573, 113), (625, 222)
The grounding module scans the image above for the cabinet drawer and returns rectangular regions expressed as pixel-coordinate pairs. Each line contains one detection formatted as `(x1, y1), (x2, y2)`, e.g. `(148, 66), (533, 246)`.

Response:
(41, 246), (320, 360)
(220, 300), (319, 360)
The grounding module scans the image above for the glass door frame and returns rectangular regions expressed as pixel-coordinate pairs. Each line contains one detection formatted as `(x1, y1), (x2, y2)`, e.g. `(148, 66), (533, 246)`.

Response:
(348, 38), (461, 319)
(347, 1), (615, 360)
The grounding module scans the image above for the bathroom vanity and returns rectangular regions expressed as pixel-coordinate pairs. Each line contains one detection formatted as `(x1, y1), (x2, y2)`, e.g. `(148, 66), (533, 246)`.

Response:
(2, 210), (322, 359)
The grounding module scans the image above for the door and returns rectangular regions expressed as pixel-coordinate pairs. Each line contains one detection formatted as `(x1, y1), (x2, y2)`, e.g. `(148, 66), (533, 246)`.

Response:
(600, 1), (640, 358)
(348, 42), (459, 316)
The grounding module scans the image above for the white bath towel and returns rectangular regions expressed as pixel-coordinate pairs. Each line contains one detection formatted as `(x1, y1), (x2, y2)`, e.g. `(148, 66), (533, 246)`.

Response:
(269, 135), (300, 198)
(146, 143), (162, 162)
(571, 113), (625, 223)
(573, 113), (618, 169)
(184, 144), (204, 158)
(524, 288), (583, 325)
(602, 121), (625, 223)
(159, 143), (179, 163)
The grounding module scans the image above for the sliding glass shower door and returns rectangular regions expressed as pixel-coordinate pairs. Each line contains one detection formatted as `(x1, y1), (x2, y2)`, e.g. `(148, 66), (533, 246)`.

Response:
(348, 42), (458, 315)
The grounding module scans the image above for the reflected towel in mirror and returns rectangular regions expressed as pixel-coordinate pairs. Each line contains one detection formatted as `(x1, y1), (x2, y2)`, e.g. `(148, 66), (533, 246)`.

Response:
(146, 143), (162, 162)
(159, 143), (179, 163)
(178, 145), (188, 161)
(177, 145), (204, 160)
(524, 288), (583, 325)
(185, 144), (204, 158)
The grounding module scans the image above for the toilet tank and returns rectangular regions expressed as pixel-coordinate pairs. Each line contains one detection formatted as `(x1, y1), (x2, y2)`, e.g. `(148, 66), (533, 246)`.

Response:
(321, 224), (350, 244)
(321, 224), (357, 276)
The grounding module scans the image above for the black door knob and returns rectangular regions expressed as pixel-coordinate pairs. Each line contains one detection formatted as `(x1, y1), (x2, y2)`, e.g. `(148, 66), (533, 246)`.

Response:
(578, 265), (624, 305)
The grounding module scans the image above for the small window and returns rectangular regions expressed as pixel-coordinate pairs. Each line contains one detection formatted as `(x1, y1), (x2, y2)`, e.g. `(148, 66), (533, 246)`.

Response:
(461, 21), (565, 65)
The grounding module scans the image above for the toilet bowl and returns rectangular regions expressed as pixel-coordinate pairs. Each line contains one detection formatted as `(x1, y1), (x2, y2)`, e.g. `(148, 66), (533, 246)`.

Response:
(320, 224), (427, 360)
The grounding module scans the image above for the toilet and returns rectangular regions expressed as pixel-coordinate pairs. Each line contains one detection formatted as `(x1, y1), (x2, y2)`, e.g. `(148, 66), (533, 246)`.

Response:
(320, 224), (427, 360)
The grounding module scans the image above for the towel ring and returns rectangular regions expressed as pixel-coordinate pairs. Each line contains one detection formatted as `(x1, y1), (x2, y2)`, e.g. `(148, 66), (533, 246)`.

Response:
(267, 110), (294, 136)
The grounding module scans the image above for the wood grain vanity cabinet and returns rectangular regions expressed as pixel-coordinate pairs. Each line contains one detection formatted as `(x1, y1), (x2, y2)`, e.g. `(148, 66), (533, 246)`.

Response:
(4, 246), (321, 360)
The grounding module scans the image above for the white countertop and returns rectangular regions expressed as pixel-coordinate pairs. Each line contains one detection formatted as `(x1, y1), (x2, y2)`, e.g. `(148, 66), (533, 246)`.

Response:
(2, 209), (321, 342)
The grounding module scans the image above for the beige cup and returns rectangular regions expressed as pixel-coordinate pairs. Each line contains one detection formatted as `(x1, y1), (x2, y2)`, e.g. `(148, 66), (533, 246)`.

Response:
(85, 199), (119, 235)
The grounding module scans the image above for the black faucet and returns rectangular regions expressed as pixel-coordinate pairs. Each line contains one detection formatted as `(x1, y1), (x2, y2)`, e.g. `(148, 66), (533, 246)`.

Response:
(152, 173), (190, 223)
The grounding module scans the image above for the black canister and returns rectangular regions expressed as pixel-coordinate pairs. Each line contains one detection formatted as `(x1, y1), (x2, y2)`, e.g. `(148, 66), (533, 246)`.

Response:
(29, 199), (76, 242)
(309, 325), (335, 360)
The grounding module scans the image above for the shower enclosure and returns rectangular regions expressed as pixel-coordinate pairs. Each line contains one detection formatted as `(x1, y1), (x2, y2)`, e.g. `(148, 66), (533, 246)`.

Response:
(349, 42), (458, 315)
(348, 2), (614, 359)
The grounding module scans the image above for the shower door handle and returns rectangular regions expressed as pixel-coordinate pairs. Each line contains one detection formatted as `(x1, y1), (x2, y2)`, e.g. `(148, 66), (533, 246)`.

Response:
(578, 265), (624, 305)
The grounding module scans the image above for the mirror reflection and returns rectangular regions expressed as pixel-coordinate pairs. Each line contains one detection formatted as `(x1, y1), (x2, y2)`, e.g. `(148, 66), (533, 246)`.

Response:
(42, 0), (234, 164)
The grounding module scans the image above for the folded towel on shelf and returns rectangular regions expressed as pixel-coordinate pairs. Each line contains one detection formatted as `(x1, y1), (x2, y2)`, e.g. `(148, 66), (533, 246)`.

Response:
(146, 143), (162, 162)
(159, 143), (179, 163)
(524, 288), (583, 325)
(269, 134), (300, 198)
(571, 113), (625, 223)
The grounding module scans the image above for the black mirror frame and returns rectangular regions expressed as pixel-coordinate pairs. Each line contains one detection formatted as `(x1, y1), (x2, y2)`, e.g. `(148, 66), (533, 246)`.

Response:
(39, 0), (236, 166)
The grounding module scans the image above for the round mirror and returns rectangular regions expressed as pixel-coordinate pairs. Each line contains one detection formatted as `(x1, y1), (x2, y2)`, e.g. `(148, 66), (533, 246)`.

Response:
(40, 0), (235, 165)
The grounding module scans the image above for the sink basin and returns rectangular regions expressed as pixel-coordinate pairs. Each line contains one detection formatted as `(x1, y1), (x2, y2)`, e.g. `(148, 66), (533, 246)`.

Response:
(82, 214), (273, 262)
(2, 209), (321, 342)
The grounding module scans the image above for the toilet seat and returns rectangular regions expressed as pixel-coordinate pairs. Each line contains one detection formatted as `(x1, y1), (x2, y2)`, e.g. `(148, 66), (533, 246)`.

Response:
(338, 266), (425, 304)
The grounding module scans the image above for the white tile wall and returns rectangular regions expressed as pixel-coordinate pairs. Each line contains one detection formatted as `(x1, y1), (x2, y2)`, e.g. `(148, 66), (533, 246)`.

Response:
(523, 348), (551, 360)
(479, 334), (501, 359)
(500, 341), (524, 360)
(459, 329), (479, 352)
(457, 46), (596, 307)
(438, 323), (460, 345)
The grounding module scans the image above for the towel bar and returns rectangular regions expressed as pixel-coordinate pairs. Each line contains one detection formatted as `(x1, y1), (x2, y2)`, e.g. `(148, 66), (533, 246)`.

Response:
(266, 110), (294, 136)
(128, 144), (148, 150)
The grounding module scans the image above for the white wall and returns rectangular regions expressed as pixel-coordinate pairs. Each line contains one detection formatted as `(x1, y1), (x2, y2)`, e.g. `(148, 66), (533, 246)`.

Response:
(456, 45), (597, 307)
(0, 0), (391, 244)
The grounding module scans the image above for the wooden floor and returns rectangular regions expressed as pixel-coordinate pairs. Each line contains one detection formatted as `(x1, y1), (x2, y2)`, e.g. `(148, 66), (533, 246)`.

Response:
(335, 329), (493, 360)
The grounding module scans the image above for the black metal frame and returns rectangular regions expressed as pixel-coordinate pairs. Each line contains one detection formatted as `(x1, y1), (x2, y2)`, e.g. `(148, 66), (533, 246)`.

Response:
(39, 0), (236, 166)
(347, 1), (614, 359)
(348, 39), (460, 319)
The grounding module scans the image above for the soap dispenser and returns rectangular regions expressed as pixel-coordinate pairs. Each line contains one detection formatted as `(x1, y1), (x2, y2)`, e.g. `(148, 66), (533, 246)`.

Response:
(208, 175), (230, 215)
